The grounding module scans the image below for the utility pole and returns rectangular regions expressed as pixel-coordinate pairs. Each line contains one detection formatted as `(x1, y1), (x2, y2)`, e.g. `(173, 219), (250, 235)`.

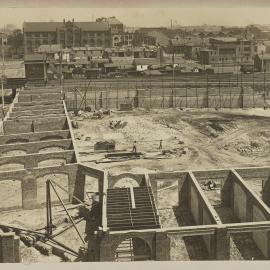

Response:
(172, 45), (175, 107)
(1, 32), (6, 111)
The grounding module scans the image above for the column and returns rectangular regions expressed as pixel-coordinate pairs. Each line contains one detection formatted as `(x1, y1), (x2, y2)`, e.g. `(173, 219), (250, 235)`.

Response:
(214, 226), (230, 260)
(22, 172), (37, 209)
(155, 232), (170, 261)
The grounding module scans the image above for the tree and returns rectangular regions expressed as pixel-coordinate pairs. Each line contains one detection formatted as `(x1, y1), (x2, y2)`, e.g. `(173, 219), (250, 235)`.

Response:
(7, 29), (23, 55)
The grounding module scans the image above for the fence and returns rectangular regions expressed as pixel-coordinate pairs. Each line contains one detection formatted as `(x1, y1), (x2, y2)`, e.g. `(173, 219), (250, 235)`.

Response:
(64, 80), (270, 111)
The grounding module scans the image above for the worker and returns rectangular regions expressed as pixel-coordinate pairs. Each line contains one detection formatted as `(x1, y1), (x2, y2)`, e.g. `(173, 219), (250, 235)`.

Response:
(132, 141), (137, 152)
(159, 139), (163, 150)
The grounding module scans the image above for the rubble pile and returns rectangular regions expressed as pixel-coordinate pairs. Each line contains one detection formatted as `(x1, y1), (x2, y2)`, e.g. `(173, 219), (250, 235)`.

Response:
(109, 120), (128, 129)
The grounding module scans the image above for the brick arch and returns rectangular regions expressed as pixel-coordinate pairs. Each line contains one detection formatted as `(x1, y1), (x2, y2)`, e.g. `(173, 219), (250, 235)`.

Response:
(0, 162), (25, 171)
(110, 232), (155, 259)
(37, 157), (67, 167)
(40, 135), (65, 141)
(0, 179), (22, 209)
(108, 173), (145, 189)
(36, 172), (70, 205)
(1, 149), (28, 157)
(6, 138), (29, 144)
(38, 145), (66, 153)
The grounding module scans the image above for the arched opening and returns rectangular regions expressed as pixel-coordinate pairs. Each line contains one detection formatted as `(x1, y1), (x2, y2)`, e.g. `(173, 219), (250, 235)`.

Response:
(113, 177), (140, 188)
(114, 237), (151, 261)
(38, 158), (66, 167)
(0, 179), (22, 209)
(0, 163), (24, 171)
(40, 135), (64, 141)
(39, 146), (65, 153)
(36, 173), (69, 206)
(6, 138), (29, 144)
(1, 149), (28, 157)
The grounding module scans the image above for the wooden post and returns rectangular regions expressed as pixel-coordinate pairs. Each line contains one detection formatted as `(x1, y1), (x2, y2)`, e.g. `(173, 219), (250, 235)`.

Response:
(49, 181), (85, 244)
(46, 180), (53, 236)
(74, 88), (78, 114)
(253, 66), (255, 108)
(162, 85), (165, 108)
(219, 77), (221, 108)
(229, 79), (232, 108)
(149, 88), (152, 109)
(206, 73), (209, 109)
(196, 81), (198, 108)
(116, 87), (119, 109)
(185, 87), (188, 108)
(94, 88), (97, 110)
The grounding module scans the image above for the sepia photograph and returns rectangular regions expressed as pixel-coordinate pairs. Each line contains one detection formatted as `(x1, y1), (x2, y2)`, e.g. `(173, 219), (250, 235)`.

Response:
(0, 0), (270, 267)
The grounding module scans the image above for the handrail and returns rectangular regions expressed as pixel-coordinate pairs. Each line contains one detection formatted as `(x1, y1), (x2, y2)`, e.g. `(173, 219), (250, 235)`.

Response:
(127, 188), (134, 229)
(146, 186), (159, 226)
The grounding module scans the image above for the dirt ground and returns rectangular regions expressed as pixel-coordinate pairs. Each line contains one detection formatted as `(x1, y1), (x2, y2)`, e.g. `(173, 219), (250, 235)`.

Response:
(73, 107), (270, 174)
(72, 107), (270, 260)
(2, 107), (270, 261)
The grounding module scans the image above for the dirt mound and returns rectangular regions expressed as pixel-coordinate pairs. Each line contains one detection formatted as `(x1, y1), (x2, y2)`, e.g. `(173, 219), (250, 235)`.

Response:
(223, 134), (268, 156)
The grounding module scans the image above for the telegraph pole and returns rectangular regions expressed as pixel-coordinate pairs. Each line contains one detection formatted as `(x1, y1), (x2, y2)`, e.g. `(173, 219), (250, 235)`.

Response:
(1, 32), (6, 111)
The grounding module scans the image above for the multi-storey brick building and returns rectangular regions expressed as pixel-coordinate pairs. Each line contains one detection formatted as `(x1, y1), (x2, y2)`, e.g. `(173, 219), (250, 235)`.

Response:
(23, 19), (111, 55)
(96, 17), (124, 47)
(199, 37), (255, 66)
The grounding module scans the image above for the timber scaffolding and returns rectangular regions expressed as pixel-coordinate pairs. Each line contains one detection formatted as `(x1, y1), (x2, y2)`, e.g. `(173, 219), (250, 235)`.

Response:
(1, 86), (270, 261)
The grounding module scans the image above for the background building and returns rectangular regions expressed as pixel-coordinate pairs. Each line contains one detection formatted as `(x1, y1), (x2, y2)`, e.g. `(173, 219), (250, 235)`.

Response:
(23, 19), (111, 55)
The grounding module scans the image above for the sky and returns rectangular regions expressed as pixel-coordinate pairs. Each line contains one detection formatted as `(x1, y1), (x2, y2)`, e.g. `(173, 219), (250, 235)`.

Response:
(1, 6), (270, 29)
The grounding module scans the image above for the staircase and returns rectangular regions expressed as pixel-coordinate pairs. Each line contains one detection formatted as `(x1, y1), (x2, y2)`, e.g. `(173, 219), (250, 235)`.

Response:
(107, 186), (160, 231)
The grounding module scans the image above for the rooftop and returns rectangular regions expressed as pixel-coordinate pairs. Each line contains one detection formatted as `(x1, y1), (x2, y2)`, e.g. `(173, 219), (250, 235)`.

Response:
(111, 56), (134, 65)
(133, 58), (161, 66)
(23, 21), (109, 32)
(24, 54), (46, 62)
(210, 37), (238, 43)
(257, 53), (270, 60)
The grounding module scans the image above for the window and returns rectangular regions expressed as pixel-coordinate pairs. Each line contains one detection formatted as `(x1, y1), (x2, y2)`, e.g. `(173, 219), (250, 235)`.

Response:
(89, 39), (95, 47)
(97, 39), (102, 47)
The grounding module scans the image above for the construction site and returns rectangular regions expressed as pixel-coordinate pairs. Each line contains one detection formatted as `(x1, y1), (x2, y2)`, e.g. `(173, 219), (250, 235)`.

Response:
(1, 81), (270, 263)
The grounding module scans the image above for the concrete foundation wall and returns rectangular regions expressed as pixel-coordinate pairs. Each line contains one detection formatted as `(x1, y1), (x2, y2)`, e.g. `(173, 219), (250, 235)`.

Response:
(3, 117), (68, 134)
(10, 108), (65, 118)
(230, 171), (270, 258)
(0, 232), (21, 263)
(0, 150), (75, 169)
(190, 184), (200, 224)
(18, 93), (62, 103)
(0, 139), (73, 155)
(233, 182), (247, 222)
(13, 104), (64, 112)
(0, 130), (71, 145)
(98, 231), (170, 261)
(252, 205), (269, 258)
(0, 164), (80, 210)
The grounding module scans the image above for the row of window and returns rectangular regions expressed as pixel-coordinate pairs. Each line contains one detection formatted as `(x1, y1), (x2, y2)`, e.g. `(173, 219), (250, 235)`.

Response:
(26, 39), (111, 49)
(210, 56), (252, 62)
(26, 32), (109, 38)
